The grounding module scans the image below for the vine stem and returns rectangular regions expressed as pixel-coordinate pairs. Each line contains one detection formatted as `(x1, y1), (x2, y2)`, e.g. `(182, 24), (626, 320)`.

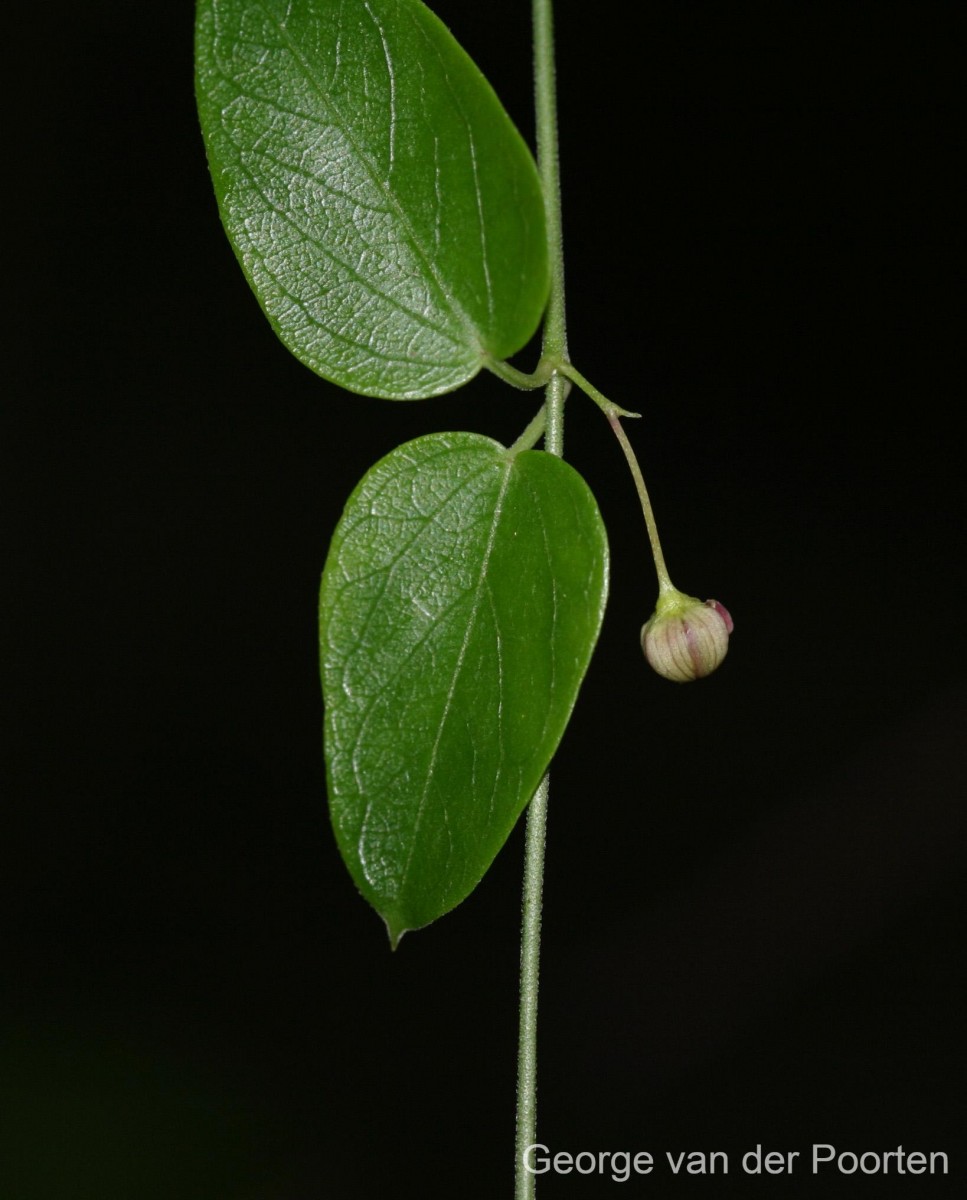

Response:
(515, 774), (548, 1200)
(532, 0), (567, 457)
(515, 2), (564, 1197)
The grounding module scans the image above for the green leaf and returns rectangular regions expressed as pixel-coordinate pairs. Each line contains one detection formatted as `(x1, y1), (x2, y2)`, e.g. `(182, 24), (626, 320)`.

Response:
(319, 433), (608, 944)
(195, 0), (549, 399)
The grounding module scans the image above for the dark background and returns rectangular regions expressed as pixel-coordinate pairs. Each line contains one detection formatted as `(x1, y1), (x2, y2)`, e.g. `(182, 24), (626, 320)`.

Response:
(4, 2), (964, 1196)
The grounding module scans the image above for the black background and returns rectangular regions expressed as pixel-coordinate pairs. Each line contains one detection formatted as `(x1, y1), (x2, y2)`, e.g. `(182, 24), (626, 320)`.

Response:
(4, 2), (964, 1196)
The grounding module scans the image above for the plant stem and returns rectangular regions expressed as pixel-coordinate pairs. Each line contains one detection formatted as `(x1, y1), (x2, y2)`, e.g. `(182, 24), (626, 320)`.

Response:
(515, 774), (548, 1200)
(508, 405), (547, 456)
(533, 0), (567, 457)
(515, 3), (564, 1197)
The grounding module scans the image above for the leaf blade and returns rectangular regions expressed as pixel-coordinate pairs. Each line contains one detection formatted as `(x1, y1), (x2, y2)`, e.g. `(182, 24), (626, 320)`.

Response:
(319, 433), (608, 941)
(195, 0), (549, 398)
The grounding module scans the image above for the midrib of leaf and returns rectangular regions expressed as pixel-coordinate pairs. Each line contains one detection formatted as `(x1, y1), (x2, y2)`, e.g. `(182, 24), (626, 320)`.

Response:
(408, 10), (497, 331)
(232, 154), (465, 365)
(526, 472), (558, 749)
(363, 0), (398, 174)
(465, 123), (495, 332)
(258, 0), (485, 354)
(341, 451), (502, 740)
(332, 447), (498, 674)
(389, 456), (514, 895)
(223, 89), (463, 356)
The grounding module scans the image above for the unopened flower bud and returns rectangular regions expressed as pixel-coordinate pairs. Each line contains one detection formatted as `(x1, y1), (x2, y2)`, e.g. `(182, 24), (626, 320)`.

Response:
(641, 591), (733, 683)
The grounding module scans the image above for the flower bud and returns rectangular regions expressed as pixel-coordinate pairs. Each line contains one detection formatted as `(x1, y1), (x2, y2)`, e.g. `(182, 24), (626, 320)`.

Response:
(641, 591), (733, 683)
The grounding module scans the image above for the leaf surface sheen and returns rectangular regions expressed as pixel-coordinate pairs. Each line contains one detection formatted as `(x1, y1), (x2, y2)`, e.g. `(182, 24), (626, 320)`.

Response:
(320, 433), (608, 942)
(195, 0), (549, 398)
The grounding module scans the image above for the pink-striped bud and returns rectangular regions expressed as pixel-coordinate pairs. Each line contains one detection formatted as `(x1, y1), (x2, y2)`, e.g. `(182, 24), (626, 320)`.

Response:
(641, 593), (733, 683)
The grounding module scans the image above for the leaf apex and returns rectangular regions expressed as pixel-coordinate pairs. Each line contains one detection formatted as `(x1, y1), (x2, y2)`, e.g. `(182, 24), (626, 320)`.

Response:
(386, 918), (408, 952)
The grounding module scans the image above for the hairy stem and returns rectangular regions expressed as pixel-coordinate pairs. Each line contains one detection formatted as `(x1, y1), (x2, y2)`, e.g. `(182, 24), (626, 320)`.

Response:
(532, 0), (567, 457)
(515, 774), (548, 1200)
(515, 3), (565, 1197)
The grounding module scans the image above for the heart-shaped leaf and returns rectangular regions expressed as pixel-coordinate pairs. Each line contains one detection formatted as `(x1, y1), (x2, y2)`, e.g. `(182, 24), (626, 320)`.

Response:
(195, 0), (549, 399)
(319, 432), (608, 944)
